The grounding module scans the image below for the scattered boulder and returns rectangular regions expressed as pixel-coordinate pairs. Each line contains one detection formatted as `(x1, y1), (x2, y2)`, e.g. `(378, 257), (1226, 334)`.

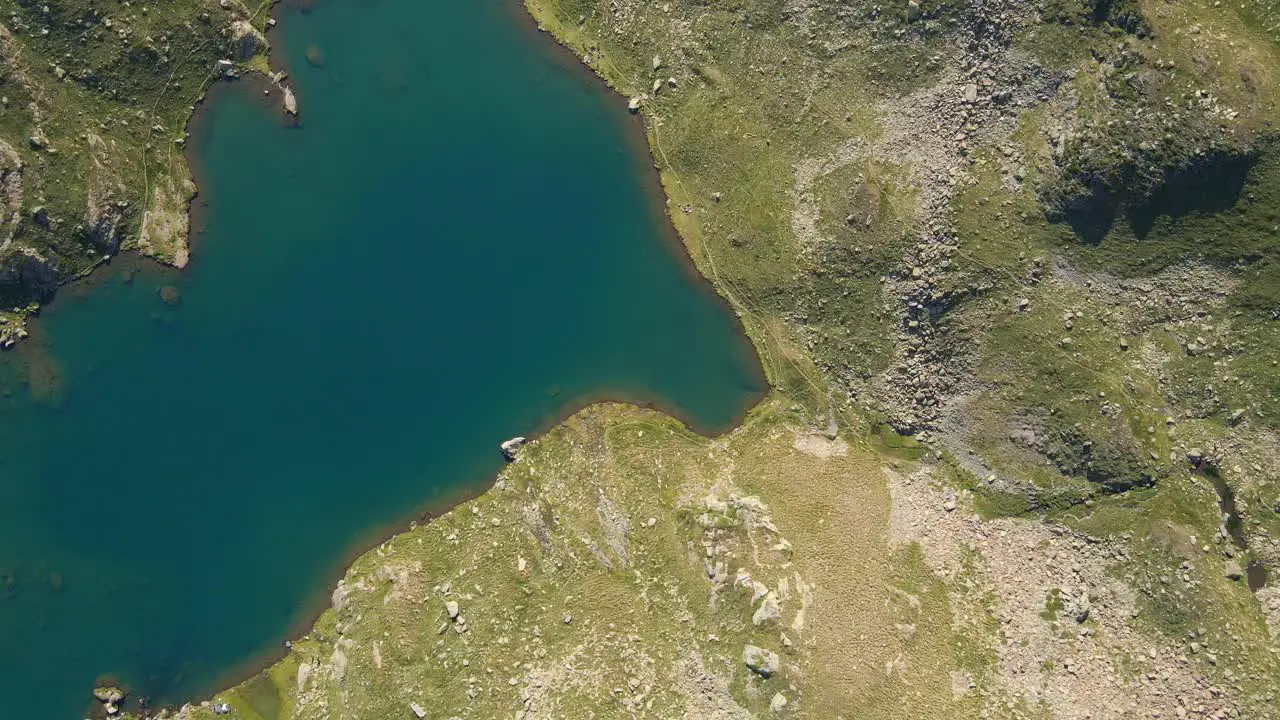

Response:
(410, 702), (427, 718)
(445, 600), (459, 620)
(500, 436), (527, 461)
(331, 583), (350, 612)
(158, 285), (181, 306)
(330, 646), (348, 682)
(941, 489), (957, 513)
(753, 592), (781, 626)
(771, 692), (788, 713)
(0, 321), (28, 350)
(1224, 559), (1243, 581)
(628, 97), (642, 113)
(283, 86), (298, 116)
(93, 686), (126, 704)
(296, 662), (312, 694)
(743, 644), (780, 677)
(1064, 590), (1091, 622)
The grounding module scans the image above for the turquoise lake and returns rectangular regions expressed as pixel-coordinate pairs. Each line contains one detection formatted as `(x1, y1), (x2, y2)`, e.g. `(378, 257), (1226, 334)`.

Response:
(0, 0), (764, 716)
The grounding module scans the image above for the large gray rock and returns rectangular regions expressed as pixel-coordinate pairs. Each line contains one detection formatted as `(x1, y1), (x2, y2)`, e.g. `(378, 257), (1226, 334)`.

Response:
(752, 592), (780, 626)
(743, 644), (780, 677)
(500, 436), (527, 461)
(93, 686), (126, 704)
(1064, 590), (1091, 623)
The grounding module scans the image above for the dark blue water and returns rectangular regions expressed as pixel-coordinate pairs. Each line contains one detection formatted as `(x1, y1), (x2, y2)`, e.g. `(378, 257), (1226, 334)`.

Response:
(0, 1), (763, 716)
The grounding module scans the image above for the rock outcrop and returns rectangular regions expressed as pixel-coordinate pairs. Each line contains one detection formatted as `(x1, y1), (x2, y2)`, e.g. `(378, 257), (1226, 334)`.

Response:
(230, 20), (267, 60)
(742, 644), (780, 678)
(0, 246), (59, 300)
(138, 173), (195, 269)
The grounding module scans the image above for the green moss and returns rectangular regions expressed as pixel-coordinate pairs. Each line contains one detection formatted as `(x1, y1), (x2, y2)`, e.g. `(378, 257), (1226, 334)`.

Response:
(872, 423), (927, 461)
(1041, 587), (1064, 621)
